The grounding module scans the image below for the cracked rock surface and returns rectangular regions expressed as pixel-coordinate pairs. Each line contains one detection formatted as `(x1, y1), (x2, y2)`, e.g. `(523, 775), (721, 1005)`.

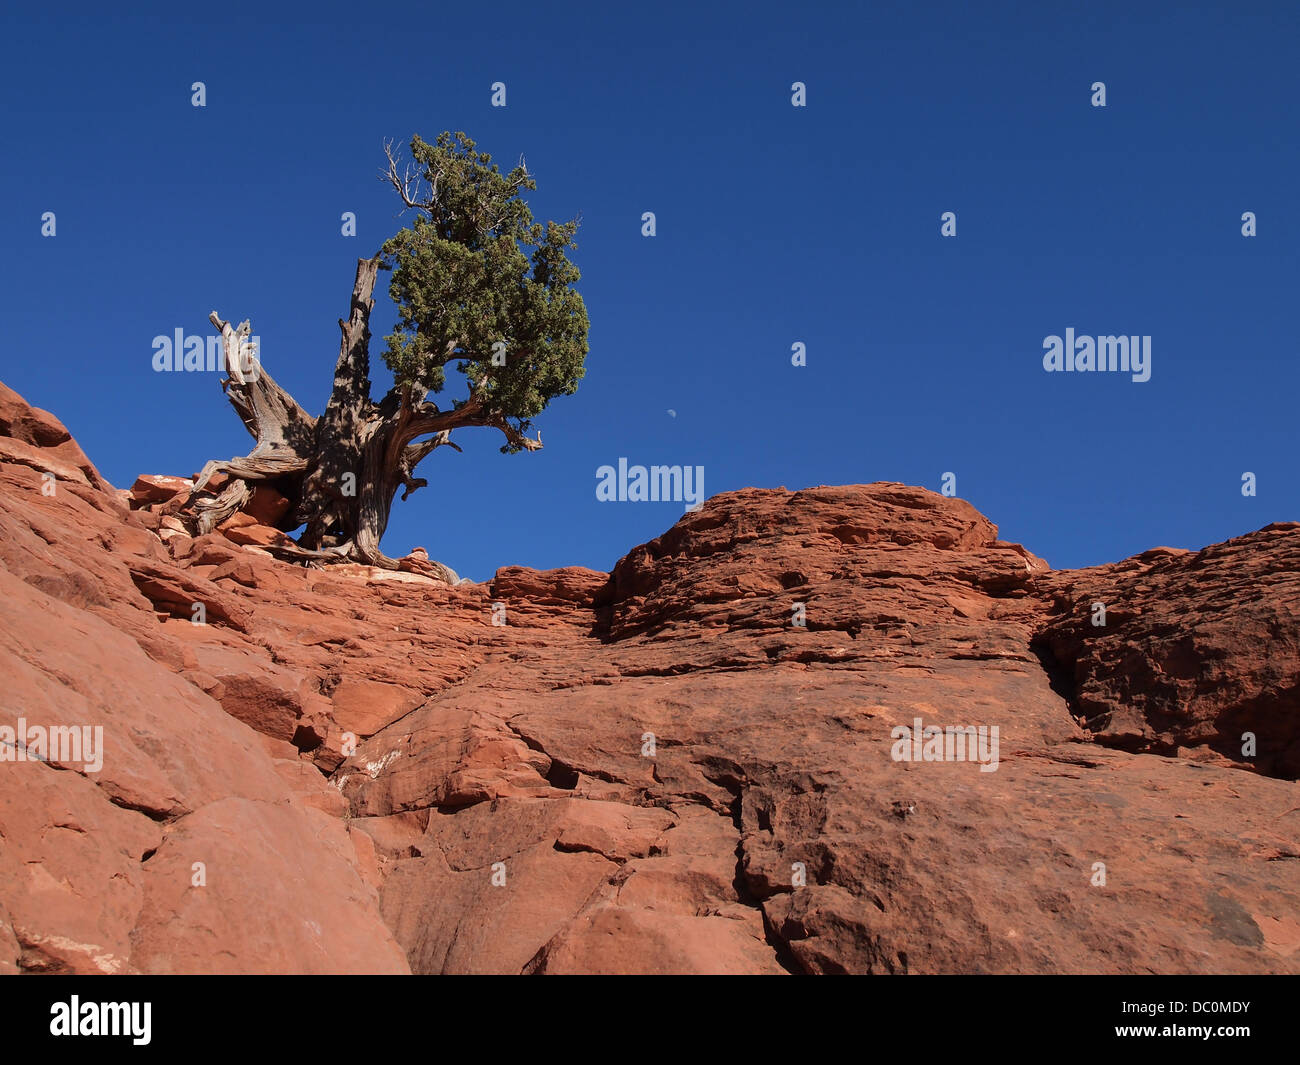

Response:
(1, 381), (1297, 974)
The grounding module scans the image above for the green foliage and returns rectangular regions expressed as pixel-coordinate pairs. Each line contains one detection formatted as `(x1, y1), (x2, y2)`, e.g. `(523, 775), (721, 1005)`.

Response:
(380, 132), (589, 450)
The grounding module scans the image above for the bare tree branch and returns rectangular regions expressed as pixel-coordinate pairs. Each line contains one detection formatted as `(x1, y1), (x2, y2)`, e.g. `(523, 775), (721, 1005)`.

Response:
(207, 312), (315, 448)
(398, 432), (460, 500)
(383, 139), (426, 210)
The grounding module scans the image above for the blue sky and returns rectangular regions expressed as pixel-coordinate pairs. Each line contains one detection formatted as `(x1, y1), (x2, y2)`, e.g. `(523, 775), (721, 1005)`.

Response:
(3, 1), (1296, 581)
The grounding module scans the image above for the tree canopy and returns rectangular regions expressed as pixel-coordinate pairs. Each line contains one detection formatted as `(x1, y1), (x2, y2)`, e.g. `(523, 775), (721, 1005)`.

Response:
(381, 132), (589, 450)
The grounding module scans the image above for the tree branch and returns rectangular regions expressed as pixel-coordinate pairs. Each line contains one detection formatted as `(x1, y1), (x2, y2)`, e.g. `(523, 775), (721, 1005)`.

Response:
(487, 413), (543, 452)
(207, 312), (316, 448)
(174, 313), (316, 530)
(383, 139), (448, 215)
(328, 256), (382, 412)
(398, 432), (461, 500)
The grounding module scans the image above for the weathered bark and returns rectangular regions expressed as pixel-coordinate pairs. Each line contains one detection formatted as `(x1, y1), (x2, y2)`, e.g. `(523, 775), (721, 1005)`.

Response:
(181, 314), (315, 535)
(176, 257), (539, 580)
(295, 256), (382, 551)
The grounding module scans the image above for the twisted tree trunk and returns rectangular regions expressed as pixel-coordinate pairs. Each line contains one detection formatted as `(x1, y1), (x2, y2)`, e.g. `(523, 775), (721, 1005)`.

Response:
(173, 257), (535, 581)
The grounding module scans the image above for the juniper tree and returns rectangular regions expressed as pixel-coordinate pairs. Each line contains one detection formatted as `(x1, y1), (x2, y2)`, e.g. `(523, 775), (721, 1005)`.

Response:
(178, 132), (589, 580)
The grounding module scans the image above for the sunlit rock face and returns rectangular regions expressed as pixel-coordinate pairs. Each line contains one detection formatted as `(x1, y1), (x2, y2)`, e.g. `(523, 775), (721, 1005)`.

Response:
(1, 381), (1296, 975)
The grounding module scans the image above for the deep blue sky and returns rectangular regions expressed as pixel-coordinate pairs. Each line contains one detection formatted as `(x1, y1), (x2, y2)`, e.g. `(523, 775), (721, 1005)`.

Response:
(3, 1), (1296, 581)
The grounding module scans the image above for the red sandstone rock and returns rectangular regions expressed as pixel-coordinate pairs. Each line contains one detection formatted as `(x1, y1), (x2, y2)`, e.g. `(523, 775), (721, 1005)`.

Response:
(128, 474), (193, 507)
(0, 380), (1297, 975)
(129, 798), (407, 974)
(243, 483), (292, 527)
(0, 382), (113, 493)
(0, 386), (407, 975)
(190, 470), (231, 493)
(328, 678), (424, 738)
(1032, 524), (1300, 777)
(218, 512), (292, 548)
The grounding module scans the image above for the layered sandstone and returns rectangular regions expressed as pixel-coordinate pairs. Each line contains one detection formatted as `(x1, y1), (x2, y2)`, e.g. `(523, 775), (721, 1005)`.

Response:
(1, 381), (1296, 974)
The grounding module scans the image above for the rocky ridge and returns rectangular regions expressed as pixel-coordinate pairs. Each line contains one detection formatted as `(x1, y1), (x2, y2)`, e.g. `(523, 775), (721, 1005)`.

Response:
(1, 381), (1296, 974)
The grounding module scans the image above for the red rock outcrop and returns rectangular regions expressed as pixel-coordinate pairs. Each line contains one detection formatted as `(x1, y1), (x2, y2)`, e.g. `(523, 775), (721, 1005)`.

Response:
(1, 380), (1296, 974)
(1033, 528), (1300, 778)
(0, 384), (407, 974)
